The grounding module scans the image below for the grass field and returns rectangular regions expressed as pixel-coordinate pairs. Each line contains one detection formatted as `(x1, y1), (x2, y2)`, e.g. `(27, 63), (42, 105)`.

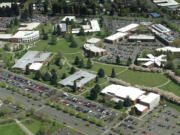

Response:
(0, 122), (25, 135)
(22, 117), (64, 134)
(166, 101), (180, 112)
(117, 70), (168, 87)
(160, 81), (180, 97)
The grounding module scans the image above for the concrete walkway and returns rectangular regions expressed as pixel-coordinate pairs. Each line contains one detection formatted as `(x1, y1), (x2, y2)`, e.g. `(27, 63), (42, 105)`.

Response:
(14, 119), (34, 135)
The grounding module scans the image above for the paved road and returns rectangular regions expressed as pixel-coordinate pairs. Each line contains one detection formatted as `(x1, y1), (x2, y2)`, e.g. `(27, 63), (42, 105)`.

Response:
(15, 119), (34, 135)
(0, 87), (103, 135)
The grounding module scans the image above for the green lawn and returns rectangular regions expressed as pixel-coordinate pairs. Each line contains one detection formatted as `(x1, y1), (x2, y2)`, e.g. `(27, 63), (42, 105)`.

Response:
(166, 101), (180, 112)
(116, 70), (168, 87)
(0, 122), (25, 135)
(90, 62), (126, 77)
(160, 81), (180, 97)
(31, 36), (86, 54)
(22, 117), (64, 134)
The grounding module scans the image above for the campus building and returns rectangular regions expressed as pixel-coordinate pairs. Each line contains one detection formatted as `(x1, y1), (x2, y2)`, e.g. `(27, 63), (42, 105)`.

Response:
(86, 38), (102, 46)
(153, 0), (179, 9)
(156, 46), (180, 53)
(128, 35), (155, 42)
(101, 84), (145, 104)
(18, 22), (40, 31)
(0, 31), (39, 43)
(61, 16), (76, 22)
(139, 93), (160, 110)
(58, 70), (96, 88)
(13, 51), (51, 71)
(116, 23), (139, 33)
(105, 32), (128, 44)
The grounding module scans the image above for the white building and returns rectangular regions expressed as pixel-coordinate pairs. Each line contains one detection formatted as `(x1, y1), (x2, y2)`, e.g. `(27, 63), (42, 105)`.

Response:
(153, 0), (179, 8)
(86, 38), (101, 45)
(101, 84), (145, 104)
(156, 46), (180, 53)
(139, 93), (160, 109)
(11, 31), (39, 43)
(117, 23), (139, 33)
(83, 43), (106, 56)
(18, 22), (40, 31)
(137, 54), (167, 67)
(128, 34), (155, 42)
(151, 24), (171, 34)
(135, 103), (148, 114)
(105, 32), (128, 44)
(62, 16), (76, 22)
(0, 31), (39, 43)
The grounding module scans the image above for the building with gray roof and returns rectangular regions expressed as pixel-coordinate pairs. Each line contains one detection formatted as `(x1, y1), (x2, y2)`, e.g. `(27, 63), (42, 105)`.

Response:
(13, 51), (51, 70)
(58, 70), (96, 88)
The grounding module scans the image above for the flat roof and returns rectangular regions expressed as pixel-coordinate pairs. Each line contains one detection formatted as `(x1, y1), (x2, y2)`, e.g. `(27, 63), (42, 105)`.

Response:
(156, 46), (180, 52)
(152, 24), (171, 33)
(128, 35), (155, 40)
(90, 19), (100, 32)
(117, 23), (139, 33)
(101, 84), (145, 101)
(0, 34), (13, 39)
(62, 16), (76, 22)
(105, 32), (128, 41)
(18, 22), (40, 31)
(13, 51), (51, 70)
(29, 63), (43, 71)
(58, 70), (96, 88)
(59, 23), (67, 32)
(12, 31), (39, 38)
(84, 43), (106, 53)
(86, 38), (101, 44)
(140, 93), (160, 104)
(135, 104), (148, 112)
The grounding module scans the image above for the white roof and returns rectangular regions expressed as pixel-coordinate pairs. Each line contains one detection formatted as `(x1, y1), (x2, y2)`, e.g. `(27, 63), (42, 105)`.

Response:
(117, 23), (139, 33)
(12, 31), (39, 38)
(62, 16), (76, 22)
(87, 38), (101, 44)
(0, 34), (13, 39)
(156, 46), (180, 52)
(59, 23), (67, 32)
(140, 93), (160, 104)
(137, 54), (167, 67)
(135, 104), (148, 112)
(90, 19), (100, 32)
(111, 97), (124, 103)
(84, 43), (106, 53)
(82, 25), (91, 30)
(138, 95), (147, 100)
(101, 84), (145, 101)
(29, 63), (43, 71)
(0, 2), (12, 8)
(105, 32), (128, 41)
(128, 35), (155, 40)
(152, 24), (171, 33)
(18, 22), (40, 31)
(72, 28), (80, 34)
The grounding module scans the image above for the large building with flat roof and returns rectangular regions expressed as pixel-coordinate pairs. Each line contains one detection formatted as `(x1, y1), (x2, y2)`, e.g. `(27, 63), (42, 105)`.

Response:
(105, 32), (128, 44)
(18, 22), (40, 31)
(59, 70), (96, 88)
(13, 51), (51, 71)
(101, 84), (145, 104)
(128, 34), (155, 42)
(139, 93), (160, 109)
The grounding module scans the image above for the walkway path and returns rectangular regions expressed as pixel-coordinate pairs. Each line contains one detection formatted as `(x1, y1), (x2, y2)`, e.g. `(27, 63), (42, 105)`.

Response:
(14, 119), (34, 135)
(154, 79), (171, 88)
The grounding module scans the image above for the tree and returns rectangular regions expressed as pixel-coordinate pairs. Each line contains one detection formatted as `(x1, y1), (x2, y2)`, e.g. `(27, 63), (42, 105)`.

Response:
(90, 87), (98, 100)
(25, 65), (30, 75)
(116, 56), (120, 65)
(43, 0), (48, 14)
(134, 55), (140, 65)
(77, 111), (83, 118)
(74, 56), (79, 65)
(57, 24), (61, 36)
(165, 61), (175, 71)
(127, 57), (132, 66)
(111, 68), (116, 78)
(34, 71), (41, 80)
(98, 119), (104, 127)
(0, 107), (9, 116)
(95, 76), (99, 83)
(55, 57), (63, 69)
(28, 3), (33, 18)
(79, 27), (85, 36)
(4, 44), (11, 51)
(78, 59), (84, 68)
(51, 35), (57, 45)
(4, 94), (13, 103)
(70, 67), (76, 74)
(97, 68), (105, 78)
(51, 69), (57, 85)
(86, 58), (92, 69)
(70, 39), (78, 48)
(115, 101), (123, 109)
(43, 72), (51, 81)
(124, 96), (132, 107)
(61, 73), (66, 79)
(72, 81), (77, 92)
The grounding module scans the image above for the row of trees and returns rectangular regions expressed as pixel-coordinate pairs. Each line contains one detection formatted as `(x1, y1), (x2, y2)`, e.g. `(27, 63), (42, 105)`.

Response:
(0, 3), (19, 17)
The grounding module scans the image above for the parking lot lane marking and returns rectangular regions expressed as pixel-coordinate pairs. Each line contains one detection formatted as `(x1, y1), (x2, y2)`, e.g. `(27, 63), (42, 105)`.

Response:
(35, 105), (45, 112)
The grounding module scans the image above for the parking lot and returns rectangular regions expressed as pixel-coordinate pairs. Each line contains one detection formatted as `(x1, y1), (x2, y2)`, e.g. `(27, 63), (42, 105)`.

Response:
(111, 105), (180, 135)
(0, 68), (121, 126)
